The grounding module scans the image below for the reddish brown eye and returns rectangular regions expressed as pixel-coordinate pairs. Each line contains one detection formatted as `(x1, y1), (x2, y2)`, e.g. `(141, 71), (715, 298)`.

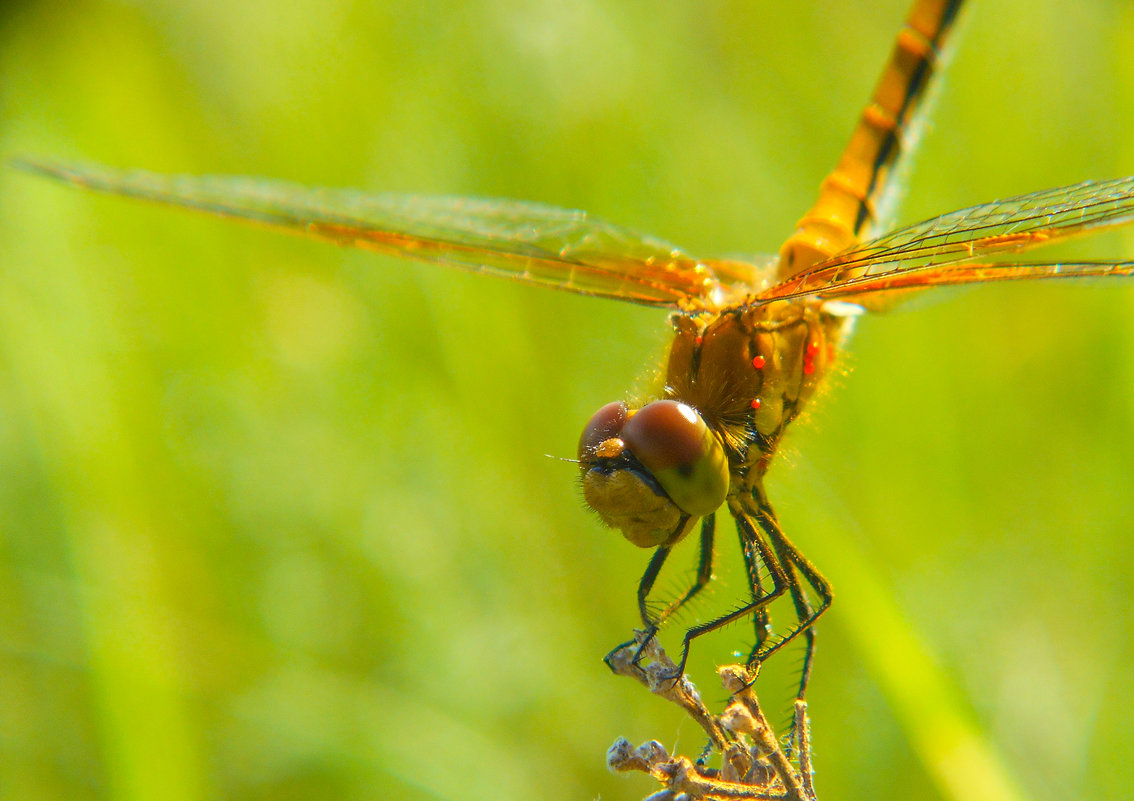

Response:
(620, 400), (730, 517)
(577, 401), (628, 460)
(620, 400), (703, 472)
(578, 398), (727, 548)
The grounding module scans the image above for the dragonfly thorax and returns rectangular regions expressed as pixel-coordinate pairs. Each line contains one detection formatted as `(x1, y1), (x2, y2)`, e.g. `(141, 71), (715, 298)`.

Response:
(663, 300), (853, 477)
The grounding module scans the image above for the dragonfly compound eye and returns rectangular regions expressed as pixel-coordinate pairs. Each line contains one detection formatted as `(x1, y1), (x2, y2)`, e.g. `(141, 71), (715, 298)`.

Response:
(620, 400), (730, 518)
(578, 399), (729, 549)
(577, 401), (629, 461)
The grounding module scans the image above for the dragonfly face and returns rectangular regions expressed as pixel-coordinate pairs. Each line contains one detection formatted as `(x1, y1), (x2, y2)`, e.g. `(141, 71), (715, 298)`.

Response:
(578, 398), (728, 548)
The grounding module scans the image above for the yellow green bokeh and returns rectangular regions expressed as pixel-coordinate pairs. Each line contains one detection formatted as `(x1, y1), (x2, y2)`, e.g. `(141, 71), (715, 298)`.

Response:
(2, 2), (1133, 800)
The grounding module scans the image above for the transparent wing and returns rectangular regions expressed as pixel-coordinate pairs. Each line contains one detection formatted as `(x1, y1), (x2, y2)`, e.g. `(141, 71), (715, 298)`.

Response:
(14, 158), (759, 308)
(761, 177), (1134, 301)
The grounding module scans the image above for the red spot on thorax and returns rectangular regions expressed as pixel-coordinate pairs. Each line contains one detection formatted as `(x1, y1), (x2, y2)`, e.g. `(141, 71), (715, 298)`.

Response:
(752, 355), (766, 369)
(803, 340), (819, 375)
(695, 335), (703, 345)
(750, 398), (762, 410)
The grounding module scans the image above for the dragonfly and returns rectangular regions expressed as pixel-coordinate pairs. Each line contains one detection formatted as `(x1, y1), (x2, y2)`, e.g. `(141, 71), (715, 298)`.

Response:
(12, 0), (1134, 712)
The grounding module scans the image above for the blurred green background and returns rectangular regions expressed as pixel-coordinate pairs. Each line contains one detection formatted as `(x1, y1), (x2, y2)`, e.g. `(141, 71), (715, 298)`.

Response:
(3, 1), (1134, 800)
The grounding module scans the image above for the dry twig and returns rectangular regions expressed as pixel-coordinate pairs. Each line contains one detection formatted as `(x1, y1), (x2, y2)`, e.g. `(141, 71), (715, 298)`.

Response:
(606, 631), (817, 801)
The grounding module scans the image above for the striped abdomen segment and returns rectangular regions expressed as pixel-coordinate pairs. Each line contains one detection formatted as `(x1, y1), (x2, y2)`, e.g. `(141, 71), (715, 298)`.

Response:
(778, 0), (965, 278)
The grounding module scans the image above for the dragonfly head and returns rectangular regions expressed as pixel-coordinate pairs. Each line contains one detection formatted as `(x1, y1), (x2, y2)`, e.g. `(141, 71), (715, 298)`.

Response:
(577, 400), (730, 548)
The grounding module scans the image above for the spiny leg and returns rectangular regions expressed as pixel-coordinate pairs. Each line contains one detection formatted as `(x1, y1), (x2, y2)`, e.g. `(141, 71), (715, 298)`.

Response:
(739, 509), (774, 654)
(748, 490), (832, 703)
(775, 534), (832, 701)
(774, 552), (819, 705)
(737, 490), (830, 759)
(663, 503), (788, 681)
(605, 515), (715, 668)
(651, 514), (716, 630)
(603, 543), (671, 669)
(636, 544), (673, 630)
(776, 543), (831, 762)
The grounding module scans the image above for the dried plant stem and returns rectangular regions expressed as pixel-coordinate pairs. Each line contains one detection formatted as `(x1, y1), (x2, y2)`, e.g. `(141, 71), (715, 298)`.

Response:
(606, 631), (817, 801)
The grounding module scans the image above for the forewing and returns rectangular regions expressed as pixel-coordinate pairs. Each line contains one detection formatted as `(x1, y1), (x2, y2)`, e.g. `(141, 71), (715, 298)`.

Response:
(14, 158), (755, 308)
(760, 177), (1134, 302)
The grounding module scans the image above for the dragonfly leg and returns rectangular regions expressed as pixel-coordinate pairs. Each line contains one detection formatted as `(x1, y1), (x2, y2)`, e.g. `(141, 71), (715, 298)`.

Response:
(740, 514), (775, 654)
(750, 501), (831, 757)
(661, 504), (788, 681)
(603, 543), (671, 668)
(747, 491), (833, 704)
(636, 543), (673, 630)
(649, 514), (716, 630)
(605, 515), (717, 669)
